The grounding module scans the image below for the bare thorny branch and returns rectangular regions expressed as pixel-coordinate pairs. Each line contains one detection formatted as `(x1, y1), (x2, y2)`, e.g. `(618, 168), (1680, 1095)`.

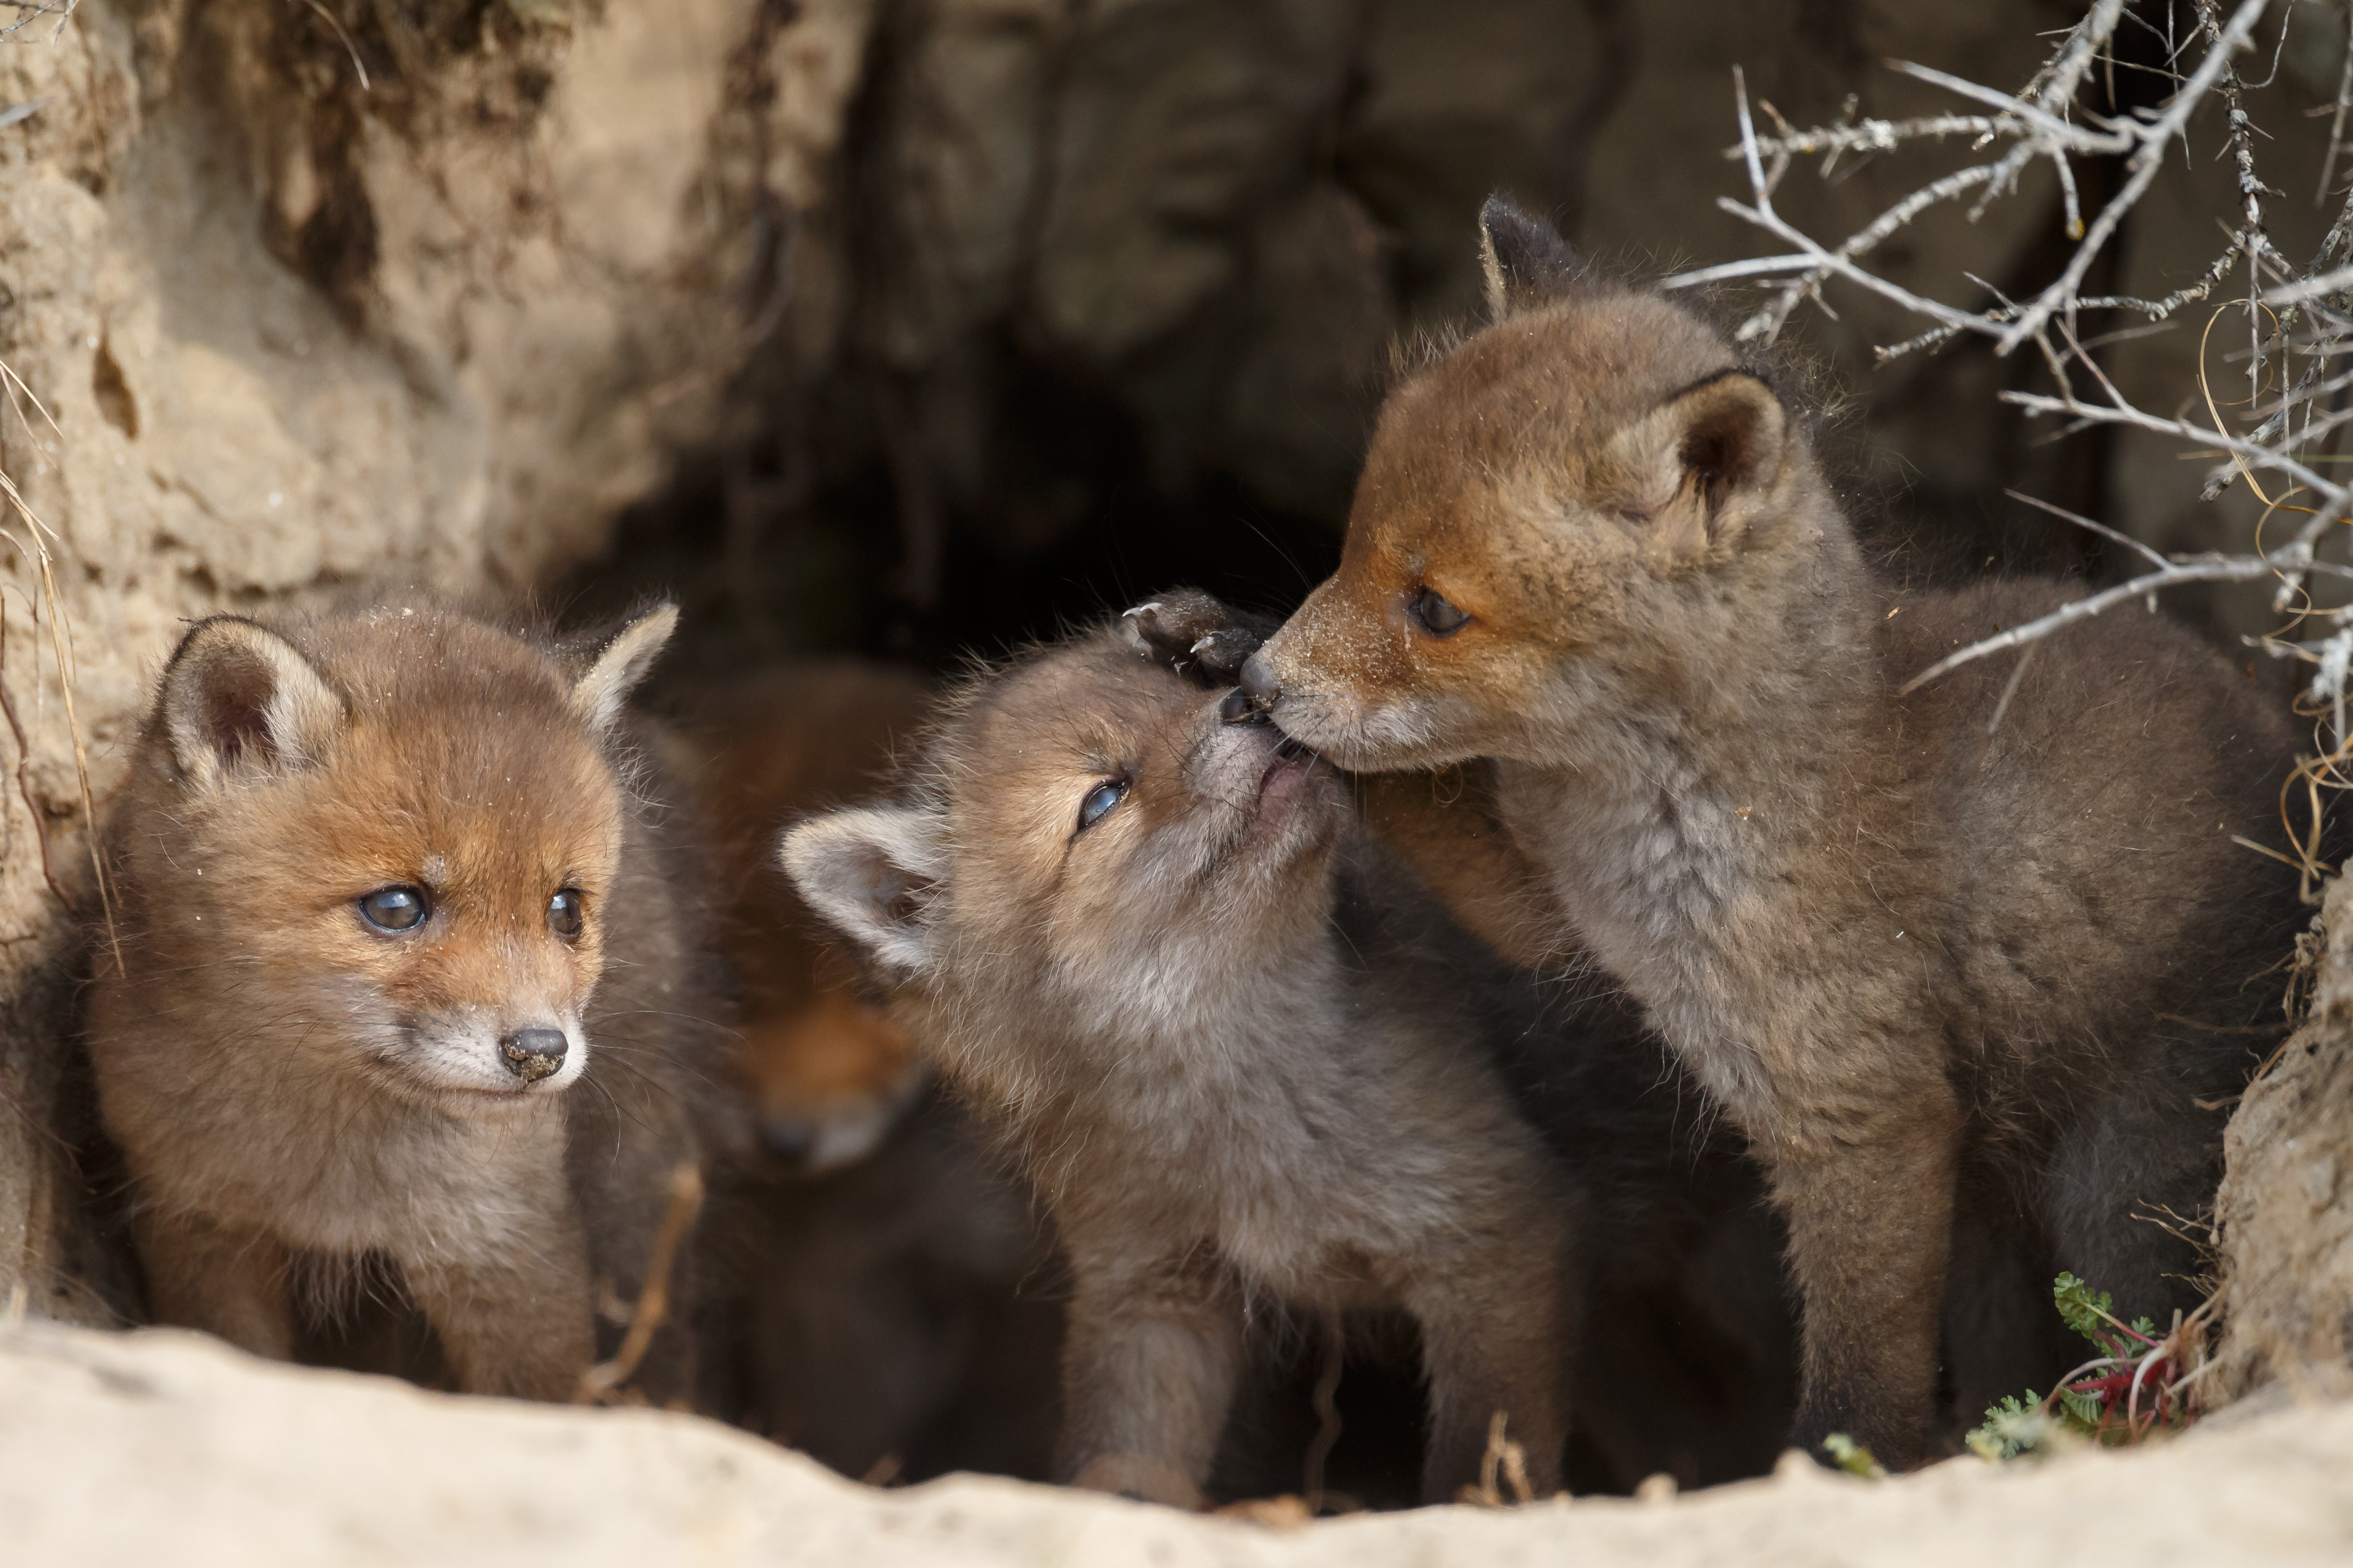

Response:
(0, 2), (77, 43)
(1668, 0), (2353, 888)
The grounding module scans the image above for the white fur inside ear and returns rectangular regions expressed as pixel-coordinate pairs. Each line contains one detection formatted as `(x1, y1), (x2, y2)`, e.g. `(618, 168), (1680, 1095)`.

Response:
(570, 604), (679, 738)
(779, 807), (947, 976)
(159, 618), (346, 789)
(1478, 226), (1506, 322)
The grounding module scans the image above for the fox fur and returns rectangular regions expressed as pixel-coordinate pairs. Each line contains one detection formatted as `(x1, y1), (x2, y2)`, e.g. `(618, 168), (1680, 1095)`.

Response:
(672, 665), (935, 1173)
(1237, 199), (2307, 1466)
(782, 615), (1794, 1504)
(85, 603), (720, 1403)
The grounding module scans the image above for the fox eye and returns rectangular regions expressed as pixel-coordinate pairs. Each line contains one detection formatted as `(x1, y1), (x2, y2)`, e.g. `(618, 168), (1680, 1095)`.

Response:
(547, 888), (584, 940)
(1409, 587), (1472, 638)
(358, 886), (428, 933)
(1077, 777), (1130, 832)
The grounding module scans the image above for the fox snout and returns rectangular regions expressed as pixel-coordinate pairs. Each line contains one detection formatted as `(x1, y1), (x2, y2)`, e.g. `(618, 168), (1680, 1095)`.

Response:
(1230, 663), (1278, 718)
(499, 1028), (570, 1085)
(388, 1006), (588, 1108)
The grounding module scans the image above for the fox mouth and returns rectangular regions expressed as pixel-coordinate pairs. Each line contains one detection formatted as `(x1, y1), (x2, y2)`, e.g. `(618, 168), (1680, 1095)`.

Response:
(1255, 735), (1317, 797)
(371, 1054), (544, 1105)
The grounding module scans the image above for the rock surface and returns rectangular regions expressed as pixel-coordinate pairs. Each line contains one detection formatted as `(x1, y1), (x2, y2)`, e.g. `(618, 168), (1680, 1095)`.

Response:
(4, 1319), (2351, 1565)
(2212, 875), (2353, 1403)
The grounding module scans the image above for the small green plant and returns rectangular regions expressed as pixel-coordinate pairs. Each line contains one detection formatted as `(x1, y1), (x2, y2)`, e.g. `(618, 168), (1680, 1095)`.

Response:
(1966, 1272), (2209, 1461)
(1820, 1432), (1886, 1478)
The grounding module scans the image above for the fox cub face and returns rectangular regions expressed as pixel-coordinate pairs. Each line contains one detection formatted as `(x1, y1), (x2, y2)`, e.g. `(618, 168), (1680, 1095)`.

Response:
(782, 632), (1344, 1029)
(1243, 200), (1828, 773)
(136, 605), (676, 1114)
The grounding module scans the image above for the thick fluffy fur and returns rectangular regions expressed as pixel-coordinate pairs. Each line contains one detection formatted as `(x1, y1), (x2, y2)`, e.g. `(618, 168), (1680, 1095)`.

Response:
(1240, 201), (2306, 1465)
(673, 665), (935, 1173)
(87, 604), (717, 1402)
(784, 622), (1796, 1504)
(785, 629), (1584, 1506)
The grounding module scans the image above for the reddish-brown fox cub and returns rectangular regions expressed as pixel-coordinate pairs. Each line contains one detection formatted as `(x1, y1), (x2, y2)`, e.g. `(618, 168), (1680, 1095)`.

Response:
(1237, 198), (2307, 1467)
(86, 603), (719, 1402)
(673, 665), (935, 1172)
(782, 613), (1787, 1506)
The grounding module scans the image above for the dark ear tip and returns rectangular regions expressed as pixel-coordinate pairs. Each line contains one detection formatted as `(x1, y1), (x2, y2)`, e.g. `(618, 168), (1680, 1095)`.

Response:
(1477, 192), (1588, 316)
(1477, 194), (1528, 231)
(1477, 196), (1560, 250)
(167, 613), (264, 661)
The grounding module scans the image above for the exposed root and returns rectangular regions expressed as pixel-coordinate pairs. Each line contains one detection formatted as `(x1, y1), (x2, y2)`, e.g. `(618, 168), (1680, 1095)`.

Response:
(1457, 1411), (1535, 1507)
(574, 1160), (705, 1406)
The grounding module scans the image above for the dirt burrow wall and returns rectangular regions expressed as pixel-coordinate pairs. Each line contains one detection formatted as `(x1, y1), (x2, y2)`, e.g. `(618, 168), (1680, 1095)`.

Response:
(0, 0), (877, 1318)
(2212, 873), (2353, 1404)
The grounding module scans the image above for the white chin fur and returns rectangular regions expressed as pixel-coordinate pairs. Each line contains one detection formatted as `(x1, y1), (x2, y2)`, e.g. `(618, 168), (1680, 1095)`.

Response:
(388, 1021), (587, 1108)
(1273, 692), (1456, 771)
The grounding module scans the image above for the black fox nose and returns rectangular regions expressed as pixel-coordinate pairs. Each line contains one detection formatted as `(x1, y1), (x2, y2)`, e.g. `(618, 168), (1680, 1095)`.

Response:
(499, 1028), (569, 1084)
(1218, 686), (1264, 725)
(761, 1117), (816, 1164)
(1238, 651), (1280, 708)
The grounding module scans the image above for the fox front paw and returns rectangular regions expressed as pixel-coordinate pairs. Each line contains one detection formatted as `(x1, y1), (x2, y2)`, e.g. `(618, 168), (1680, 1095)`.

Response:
(1120, 589), (1280, 686)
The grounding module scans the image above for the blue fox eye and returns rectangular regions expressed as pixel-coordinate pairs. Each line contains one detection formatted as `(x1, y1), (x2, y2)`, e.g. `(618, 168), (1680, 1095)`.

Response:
(358, 886), (428, 932)
(548, 889), (584, 940)
(1409, 587), (1472, 637)
(1077, 778), (1129, 831)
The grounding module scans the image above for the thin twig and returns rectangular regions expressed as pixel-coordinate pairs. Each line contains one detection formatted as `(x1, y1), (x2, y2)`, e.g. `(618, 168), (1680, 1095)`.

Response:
(574, 1160), (705, 1405)
(294, 0), (371, 92)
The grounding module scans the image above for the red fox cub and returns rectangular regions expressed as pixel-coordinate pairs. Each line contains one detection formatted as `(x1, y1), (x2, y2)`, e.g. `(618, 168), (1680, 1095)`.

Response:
(1235, 198), (2307, 1467)
(673, 666), (934, 1172)
(86, 603), (718, 1403)
(782, 623), (1577, 1506)
(783, 610), (1801, 1506)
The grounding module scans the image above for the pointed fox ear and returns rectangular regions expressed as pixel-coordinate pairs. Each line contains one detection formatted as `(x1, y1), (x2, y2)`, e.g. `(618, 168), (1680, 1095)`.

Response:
(1478, 196), (1586, 320)
(158, 617), (347, 789)
(569, 603), (678, 739)
(1609, 371), (1789, 553)
(779, 807), (949, 976)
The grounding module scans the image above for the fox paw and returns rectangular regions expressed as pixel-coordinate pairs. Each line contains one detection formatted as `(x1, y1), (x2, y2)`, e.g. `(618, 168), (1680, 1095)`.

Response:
(1121, 589), (1280, 686)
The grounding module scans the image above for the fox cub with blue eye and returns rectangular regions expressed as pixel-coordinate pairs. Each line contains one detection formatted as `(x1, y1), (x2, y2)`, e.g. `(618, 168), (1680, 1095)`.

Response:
(781, 606), (1793, 1507)
(85, 603), (723, 1402)
(782, 623), (1576, 1506)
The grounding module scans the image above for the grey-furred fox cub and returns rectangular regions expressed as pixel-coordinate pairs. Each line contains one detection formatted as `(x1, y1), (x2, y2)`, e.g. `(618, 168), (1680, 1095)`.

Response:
(782, 598), (1789, 1506)
(86, 602), (722, 1402)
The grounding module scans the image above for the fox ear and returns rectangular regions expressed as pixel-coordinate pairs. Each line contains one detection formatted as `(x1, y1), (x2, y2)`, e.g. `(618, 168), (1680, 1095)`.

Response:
(569, 603), (678, 739)
(1479, 196), (1585, 320)
(158, 617), (346, 789)
(1610, 371), (1788, 552)
(779, 807), (948, 976)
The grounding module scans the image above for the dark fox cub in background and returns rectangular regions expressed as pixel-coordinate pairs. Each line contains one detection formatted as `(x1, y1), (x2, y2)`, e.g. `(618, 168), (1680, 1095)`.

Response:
(86, 603), (724, 1402)
(785, 601), (1794, 1507)
(1239, 199), (2307, 1466)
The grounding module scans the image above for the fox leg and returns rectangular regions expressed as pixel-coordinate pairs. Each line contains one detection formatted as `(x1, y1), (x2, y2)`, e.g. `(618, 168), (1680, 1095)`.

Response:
(1055, 1241), (1244, 1509)
(134, 1207), (295, 1361)
(1772, 1086), (1962, 1471)
(1406, 1221), (1573, 1505)
(404, 1209), (597, 1403)
(2042, 1065), (2229, 1328)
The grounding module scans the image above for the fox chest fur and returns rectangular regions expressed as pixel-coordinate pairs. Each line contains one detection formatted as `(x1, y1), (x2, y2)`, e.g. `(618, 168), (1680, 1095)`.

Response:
(917, 918), (1542, 1302)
